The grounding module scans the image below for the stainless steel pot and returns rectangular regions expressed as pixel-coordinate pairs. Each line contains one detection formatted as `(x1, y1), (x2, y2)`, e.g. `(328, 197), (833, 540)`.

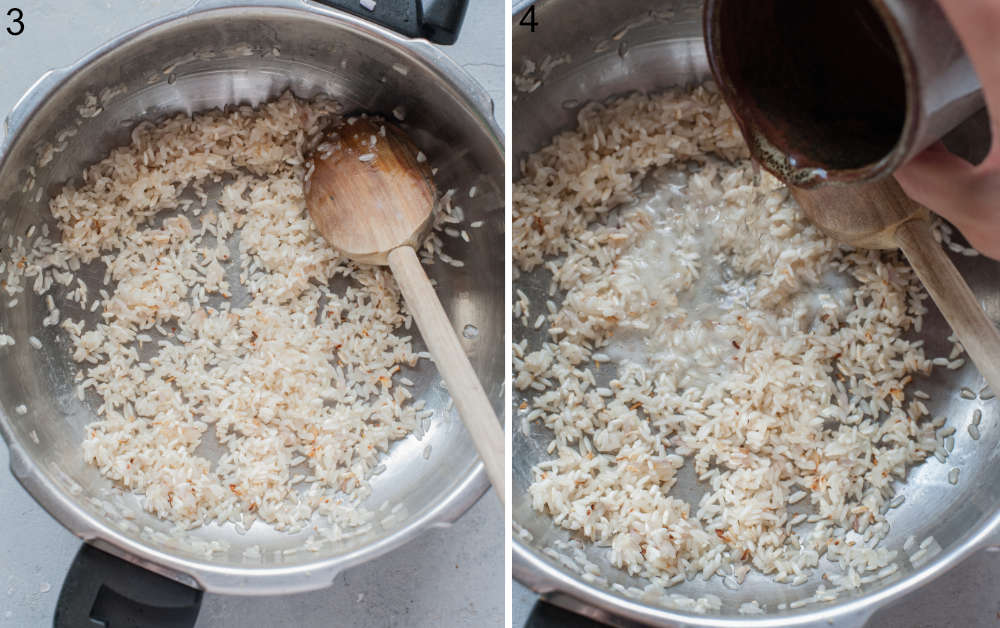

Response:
(512, 1), (1000, 626)
(0, 0), (503, 616)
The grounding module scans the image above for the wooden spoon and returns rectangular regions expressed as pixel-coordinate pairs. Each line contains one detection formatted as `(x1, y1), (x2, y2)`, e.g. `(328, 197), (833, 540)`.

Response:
(306, 116), (505, 503)
(791, 179), (1000, 397)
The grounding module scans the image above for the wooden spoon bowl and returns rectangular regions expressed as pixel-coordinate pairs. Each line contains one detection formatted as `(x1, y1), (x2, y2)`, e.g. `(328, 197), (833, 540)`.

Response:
(307, 117), (435, 265)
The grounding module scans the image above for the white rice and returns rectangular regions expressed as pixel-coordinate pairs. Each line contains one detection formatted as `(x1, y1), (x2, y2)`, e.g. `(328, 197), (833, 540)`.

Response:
(6, 93), (434, 532)
(909, 548), (929, 563)
(514, 85), (942, 595)
(738, 601), (764, 615)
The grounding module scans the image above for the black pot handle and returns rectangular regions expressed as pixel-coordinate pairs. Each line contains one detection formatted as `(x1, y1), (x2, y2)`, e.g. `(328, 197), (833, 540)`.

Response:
(310, 0), (469, 45)
(524, 600), (612, 627)
(53, 543), (203, 628)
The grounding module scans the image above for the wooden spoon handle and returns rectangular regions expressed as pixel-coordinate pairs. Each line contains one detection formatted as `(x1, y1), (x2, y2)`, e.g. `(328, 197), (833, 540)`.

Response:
(387, 245), (505, 503)
(895, 220), (1000, 397)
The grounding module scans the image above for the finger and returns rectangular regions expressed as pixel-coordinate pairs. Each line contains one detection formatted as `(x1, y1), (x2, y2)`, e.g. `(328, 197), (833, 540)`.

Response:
(962, 224), (1000, 261)
(896, 143), (1000, 260)
(934, 0), (1000, 122)
(894, 142), (979, 226)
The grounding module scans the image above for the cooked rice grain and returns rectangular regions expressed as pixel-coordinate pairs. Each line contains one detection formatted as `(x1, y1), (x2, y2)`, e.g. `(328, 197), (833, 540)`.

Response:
(10, 93), (434, 532)
(514, 85), (941, 593)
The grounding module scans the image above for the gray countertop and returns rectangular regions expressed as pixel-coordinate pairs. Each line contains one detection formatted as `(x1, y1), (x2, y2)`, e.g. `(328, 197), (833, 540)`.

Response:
(0, 1), (503, 627)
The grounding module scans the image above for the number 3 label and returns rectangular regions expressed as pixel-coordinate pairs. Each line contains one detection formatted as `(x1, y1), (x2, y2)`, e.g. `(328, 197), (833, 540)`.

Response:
(7, 7), (23, 36)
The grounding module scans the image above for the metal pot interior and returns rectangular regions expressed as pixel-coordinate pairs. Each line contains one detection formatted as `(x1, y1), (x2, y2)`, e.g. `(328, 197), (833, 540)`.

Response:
(0, 5), (503, 593)
(512, 0), (1000, 622)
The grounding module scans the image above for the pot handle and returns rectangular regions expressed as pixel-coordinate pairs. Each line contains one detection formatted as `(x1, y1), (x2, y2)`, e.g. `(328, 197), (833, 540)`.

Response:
(308, 0), (469, 44)
(525, 600), (622, 627)
(54, 543), (203, 628)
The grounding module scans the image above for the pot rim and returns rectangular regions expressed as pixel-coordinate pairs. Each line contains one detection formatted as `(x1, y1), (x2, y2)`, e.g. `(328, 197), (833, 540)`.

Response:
(512, 0), (535, 15)
(0, 0), (502, 595)
(513, 518), (998, 627)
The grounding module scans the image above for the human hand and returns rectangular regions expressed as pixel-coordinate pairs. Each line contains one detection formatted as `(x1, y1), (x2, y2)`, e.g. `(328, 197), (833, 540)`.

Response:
(894, 0), (1000, 259)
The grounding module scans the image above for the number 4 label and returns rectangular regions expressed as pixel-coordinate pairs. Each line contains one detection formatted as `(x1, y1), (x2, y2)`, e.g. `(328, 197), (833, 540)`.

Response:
(519, 6), (537, 32)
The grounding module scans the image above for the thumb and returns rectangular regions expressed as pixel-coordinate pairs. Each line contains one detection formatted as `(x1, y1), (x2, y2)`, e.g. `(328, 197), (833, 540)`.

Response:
(893, 143), (978, 229)
(895, 143), (1000, 260)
